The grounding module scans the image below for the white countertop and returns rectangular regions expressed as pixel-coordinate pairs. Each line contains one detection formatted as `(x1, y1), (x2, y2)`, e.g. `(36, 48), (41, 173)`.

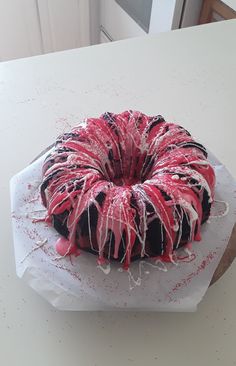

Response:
(1, 20), (236, 366)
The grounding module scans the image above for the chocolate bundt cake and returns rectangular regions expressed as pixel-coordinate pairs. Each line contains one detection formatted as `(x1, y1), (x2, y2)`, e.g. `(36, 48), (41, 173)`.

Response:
(40, 111), (215, 268)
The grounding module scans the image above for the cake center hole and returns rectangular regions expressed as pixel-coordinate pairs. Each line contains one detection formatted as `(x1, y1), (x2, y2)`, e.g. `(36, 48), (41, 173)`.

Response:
(104, 147), (153, 187)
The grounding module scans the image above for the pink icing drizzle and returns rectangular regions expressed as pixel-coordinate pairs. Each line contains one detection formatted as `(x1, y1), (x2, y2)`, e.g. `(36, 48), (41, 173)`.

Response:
(40, 111), (215, 268)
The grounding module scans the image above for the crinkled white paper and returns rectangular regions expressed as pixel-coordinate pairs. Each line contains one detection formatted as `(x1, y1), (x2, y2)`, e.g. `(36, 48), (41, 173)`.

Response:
(10, 150), (236, 311)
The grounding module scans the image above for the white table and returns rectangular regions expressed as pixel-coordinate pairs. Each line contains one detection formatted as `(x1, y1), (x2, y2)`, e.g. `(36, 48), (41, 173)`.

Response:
(1, 20), (236, 366)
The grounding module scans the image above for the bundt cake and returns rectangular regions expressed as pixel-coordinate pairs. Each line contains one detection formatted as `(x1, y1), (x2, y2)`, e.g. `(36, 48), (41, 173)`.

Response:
(40, 111), (215, 269)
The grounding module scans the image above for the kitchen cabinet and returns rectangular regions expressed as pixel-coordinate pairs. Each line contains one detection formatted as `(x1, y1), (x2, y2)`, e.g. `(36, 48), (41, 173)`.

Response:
(0, 0), (42, 61)
(37, 0), (90, 53)
(100, 0), (146, 42)
(100, 0), (184, 42)
(0, 0), (91, 62)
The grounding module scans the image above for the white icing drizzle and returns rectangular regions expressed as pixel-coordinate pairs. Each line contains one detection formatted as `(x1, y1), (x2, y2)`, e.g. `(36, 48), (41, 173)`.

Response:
(97, 262), (111, 275)
(153, 259), (168, 271)
(171, 174), (179, 180)
(124, 260), (168, 290)
(184, 248), (192, 257)
(210, 199), (229, 218)
(20, 238), (48, 263)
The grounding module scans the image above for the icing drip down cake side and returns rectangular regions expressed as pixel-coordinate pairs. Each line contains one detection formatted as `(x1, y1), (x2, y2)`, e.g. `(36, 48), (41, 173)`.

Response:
(40, 111), (215, 269)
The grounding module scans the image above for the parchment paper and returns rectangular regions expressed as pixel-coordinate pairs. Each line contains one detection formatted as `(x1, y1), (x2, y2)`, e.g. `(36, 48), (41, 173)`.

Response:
(10, 151), (236, 311)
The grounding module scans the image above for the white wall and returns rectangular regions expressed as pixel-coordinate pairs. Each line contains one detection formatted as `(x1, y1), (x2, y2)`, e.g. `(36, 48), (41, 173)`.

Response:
(223, 0), (236, 10)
